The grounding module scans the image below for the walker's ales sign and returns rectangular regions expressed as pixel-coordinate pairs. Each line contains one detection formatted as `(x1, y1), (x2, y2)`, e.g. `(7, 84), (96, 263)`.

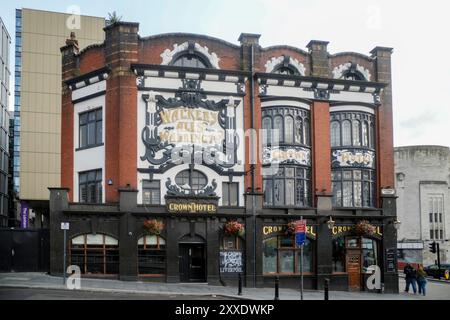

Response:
(166, 196), (218, 214)
(158, 107), (224, 147)
(263, 146), (311, 166)
(332, 149), (375, 169)
(220, 251), (244, 273)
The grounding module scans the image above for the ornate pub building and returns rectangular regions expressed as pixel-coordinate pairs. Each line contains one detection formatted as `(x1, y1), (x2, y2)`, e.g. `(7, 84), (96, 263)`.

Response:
(50, 21), (398, 292)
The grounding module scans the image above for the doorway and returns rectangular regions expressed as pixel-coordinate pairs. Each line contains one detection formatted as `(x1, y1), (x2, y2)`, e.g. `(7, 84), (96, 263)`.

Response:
(179, 243), (206, 282)
(346, 237), (361, 291)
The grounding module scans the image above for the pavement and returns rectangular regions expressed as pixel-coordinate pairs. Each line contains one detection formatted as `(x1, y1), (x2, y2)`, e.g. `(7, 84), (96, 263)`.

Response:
(2, 272), (444, 300)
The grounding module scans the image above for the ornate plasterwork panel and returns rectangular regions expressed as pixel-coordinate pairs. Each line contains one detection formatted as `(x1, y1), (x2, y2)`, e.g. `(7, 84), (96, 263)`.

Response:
(265, 55), (306, 76)
(160, 42), (221, 69)
(332, 62), (371, 81)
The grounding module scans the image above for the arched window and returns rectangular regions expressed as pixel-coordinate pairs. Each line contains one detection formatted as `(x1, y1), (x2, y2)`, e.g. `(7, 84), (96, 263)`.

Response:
(330, 121), (341, 147)
(295, 116), (303, 144)
(369, 122), (375, 149)
(342, 71), (365, 81)
(175, 170), (207, 192)
(284, 115), (294, 144)
(342, 120), (352, 146)
(263, 235), (314, 274)
(262, 117), (272, 145)
(171, 53), (210, 68)
(273, 65), (298, 75)
(70, 234), (119, 275)
(138, 235), (166, 275)
(303, 118), (310, 146)
(362, 121), (369, 147)
(273, 115), (284, 143)
(352, 120), (361, 146)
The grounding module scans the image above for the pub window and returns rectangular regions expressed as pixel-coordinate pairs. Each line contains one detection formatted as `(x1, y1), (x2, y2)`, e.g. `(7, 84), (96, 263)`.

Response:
(262, 106), (310, 147)
(330, 112), (375, 149)
(342, 120), (351, 146)
(330, 121), (340, 147)
(273, 65), (299, 75)
(331, 169), (375, 208)
(79, 108), (102, 149)
(79, 169), (102, 204)
(171, 53), (210, 68)
(175, 169), (207, 192)
(263, 166), (311, 208)
(221, 234), (244, 250)
(263, 235), (314, 274)
(142, 180), (161, 205)
(222, 182), (239, 206)
(69, 234), (119, 275)
(138, 235), (166, 275)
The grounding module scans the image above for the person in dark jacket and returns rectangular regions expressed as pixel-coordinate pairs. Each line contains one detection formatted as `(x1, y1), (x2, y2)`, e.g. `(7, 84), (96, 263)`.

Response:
(404, 263), (417, 294)
(417, 265), (427, 296)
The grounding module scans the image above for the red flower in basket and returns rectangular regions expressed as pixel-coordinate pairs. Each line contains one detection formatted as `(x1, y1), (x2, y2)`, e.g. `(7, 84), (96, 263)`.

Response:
(354, 220), (376, 236)
(143, 219), (164, 235)
(224, 220), (245, 237)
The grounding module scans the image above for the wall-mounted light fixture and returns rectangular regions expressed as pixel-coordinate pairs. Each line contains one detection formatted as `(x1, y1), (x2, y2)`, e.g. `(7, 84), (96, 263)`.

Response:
(108, 179), (113, 186)
(327, 216), (335, 230)
(393, 219), (401, 230)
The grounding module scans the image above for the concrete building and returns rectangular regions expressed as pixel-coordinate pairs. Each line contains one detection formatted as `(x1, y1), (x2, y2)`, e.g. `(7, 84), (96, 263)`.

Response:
(395, 145), (450, 267)
(0, 17), (11, 228)
(50, 21), (398, 292)
(13, 8), (105, 227)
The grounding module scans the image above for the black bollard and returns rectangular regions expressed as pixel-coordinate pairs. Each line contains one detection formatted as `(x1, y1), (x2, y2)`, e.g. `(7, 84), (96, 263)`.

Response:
(238, 273), (243, 296)
(274, 276), (280, 300)
(324, 278), (330, 300)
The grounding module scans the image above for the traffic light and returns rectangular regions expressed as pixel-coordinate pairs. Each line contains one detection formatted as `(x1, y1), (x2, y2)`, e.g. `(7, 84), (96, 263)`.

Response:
(429, 242), (437, 254)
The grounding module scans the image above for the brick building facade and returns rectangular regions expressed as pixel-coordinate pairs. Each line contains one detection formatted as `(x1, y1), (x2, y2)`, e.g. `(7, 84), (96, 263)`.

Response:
(49, 21), (398, 292)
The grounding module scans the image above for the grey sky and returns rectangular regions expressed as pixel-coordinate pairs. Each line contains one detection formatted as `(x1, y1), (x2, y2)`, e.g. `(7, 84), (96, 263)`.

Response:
(2, 0), (449, 147)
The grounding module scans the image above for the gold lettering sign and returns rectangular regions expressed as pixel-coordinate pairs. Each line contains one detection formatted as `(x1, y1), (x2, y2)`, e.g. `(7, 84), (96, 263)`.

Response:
(332, 225), (383, 236)
(167, 200), (217, 214)
(157, 107), (224, 146)
(263, 225), (316, 238)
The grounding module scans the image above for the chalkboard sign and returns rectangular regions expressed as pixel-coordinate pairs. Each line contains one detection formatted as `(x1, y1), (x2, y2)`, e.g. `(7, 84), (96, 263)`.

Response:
(220, 251), (244, 273)
(386, 248), (396, 273)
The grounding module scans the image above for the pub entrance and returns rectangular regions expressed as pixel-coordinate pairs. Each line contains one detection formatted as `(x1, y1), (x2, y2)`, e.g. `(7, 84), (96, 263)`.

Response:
(179, 235), (207, 283)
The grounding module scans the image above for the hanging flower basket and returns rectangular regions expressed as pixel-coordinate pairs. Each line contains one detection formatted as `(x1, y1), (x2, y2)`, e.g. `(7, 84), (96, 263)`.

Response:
(354, 220), (377, 236)
(223, 220), (245, 237)
(143, 219), (164, 235)
(285, 222), (297, 235)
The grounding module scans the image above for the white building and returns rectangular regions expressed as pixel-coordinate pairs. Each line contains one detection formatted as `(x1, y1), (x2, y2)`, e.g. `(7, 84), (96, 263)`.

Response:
(395, 145), (450, 266)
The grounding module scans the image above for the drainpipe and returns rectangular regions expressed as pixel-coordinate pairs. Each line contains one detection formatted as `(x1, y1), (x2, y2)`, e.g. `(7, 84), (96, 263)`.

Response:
(249, 44), (257, 287)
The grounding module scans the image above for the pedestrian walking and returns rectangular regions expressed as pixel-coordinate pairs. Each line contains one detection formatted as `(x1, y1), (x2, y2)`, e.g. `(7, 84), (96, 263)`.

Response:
(403, 263), (417, 294)
(417, 265), (427, 296)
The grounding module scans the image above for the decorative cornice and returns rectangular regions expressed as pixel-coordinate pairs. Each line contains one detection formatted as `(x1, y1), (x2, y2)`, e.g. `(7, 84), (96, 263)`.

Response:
(65, 67), (110, 90)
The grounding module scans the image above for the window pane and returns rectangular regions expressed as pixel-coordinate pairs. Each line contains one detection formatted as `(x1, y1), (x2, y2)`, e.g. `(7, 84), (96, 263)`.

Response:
(280, 250), (294, 273)
(80, 125), (87, 148)
(332, 181), (342, 207)
(296, 179), (306, 207)
(80, 113), (87, 125)
(352, 120), (361, 146)
(295, 117), (303, 144)
(284, 116), (294, 144)
(88, 122), (95, 145)
(331, 121), (340, 147)
(297, 239), (312, 273)
(143, 190), (151, 205)
(96, 121), (102, 144)
(285, 179), (295, 206)
(354, 182), (362, 207)
(273, 116), (283, 143)
(263, 179), (273, 206)
(274, 179), (284, 205)
(362, 122), (369, 146)
(229, 183), (238, 206)
(263, 238), (277, 273)
(342, 121), (351, 145)
(262, 117), (271, 145)
(88, 111), (96, 121)
(96, 109), (102, 120)
(222, 182), (229, 206)
(280, 236), (294, 248)
(343, 181), (353, 207)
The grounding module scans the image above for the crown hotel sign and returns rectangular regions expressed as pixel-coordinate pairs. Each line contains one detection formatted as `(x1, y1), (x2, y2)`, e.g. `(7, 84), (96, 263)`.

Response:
(166, 196), (218, 214)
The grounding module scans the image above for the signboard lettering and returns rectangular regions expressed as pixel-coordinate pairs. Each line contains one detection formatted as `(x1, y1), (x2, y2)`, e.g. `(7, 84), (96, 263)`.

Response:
(220, 251), (243, 273)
